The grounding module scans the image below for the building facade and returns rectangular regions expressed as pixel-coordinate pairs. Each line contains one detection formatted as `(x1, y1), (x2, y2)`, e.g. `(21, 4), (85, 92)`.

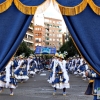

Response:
(23, 17), (63, 51)
(33, 25), (45, 49)
(44, 17), (62, 50)
(23, 19), (34, 50)
(33, 17), (63, 50)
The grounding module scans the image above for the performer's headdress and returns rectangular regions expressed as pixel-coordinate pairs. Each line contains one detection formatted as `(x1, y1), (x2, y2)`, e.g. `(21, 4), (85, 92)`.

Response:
(59, 54), (64, 59)
(29, 54), (34, 59)
(19, 55), (24, 58)
(55, 52), (59, 57)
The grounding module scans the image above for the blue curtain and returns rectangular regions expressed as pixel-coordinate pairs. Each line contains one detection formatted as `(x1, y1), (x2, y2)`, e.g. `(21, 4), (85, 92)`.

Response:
(57, 0), (100, 74)
(0, 0), (45, 71)
(1, 0), (100, 75)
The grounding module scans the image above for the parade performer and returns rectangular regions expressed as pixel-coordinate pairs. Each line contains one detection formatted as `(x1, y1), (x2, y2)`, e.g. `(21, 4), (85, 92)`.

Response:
(79, 60), (89, 80)
(85, 70), (100, 100)
(47, 53), (59, 83)
(52, 54), (70, 96)
(0, 71), (6, 93)
(47, 56), (55, 83)
(14, 55), (29, 83)
(27, 55), (33, 75)
(28, 55), (36, 77)
(0, 57), (17, 95)
(36, 56), (41, 72)
(73, 56), (81, 75)
(13, 57), (18, 70)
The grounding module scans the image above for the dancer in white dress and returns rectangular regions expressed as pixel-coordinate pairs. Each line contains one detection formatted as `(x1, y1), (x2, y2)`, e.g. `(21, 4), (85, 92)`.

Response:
(0, 57), (17, 95)
(52, 54), (70, 95)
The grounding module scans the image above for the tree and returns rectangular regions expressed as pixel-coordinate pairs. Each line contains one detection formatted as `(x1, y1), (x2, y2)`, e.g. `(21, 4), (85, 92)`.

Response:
(15, 41), (34, 57)
(59, 37), (79, 57)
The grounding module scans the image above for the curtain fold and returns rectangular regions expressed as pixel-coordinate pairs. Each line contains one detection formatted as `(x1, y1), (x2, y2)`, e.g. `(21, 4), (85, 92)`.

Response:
(0, 0), (45, 71)
(1, 0), (100, 75)
(63, 6), (100, 75)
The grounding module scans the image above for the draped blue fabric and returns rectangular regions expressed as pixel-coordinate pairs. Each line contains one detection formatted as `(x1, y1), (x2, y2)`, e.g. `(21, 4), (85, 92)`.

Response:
(57, 0), (100, 74)
(0, 0), (45, 71)
(1, 0), (100, 75)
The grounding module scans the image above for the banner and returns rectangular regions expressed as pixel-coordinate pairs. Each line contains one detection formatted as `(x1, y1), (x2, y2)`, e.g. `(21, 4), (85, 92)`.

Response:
(35, 46), (56, 54)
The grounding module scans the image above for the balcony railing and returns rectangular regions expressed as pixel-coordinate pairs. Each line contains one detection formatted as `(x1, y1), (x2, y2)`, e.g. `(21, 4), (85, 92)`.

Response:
(23, 38), (33, 43)
(29, 26), (33, 30)
(26, 32), (33, 36)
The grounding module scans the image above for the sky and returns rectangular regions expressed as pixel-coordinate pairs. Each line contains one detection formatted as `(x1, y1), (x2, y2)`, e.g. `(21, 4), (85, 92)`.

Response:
(34, 0), (68, 33)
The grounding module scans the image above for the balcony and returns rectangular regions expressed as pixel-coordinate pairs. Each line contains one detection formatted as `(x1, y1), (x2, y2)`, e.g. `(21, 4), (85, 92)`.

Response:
(35, 40), (42, 43)
(26, 32), (33, 36)
(29, 26), (33, 30)
(31, 20), (34, 24)
(45, 33), (49, 37)
(23, 38), (33, 44)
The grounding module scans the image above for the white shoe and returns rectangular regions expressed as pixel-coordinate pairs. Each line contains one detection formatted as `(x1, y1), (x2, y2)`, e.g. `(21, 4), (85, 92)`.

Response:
(75, 74), (79, 76)
(74, 72), (77, 75)
(87, 78), (90, 80)
(53, 91), (56, 95)
(63, 92), (66, 96)
(82, 74), (86, 78)
(10, 92), (14, 96)
(83, 78), (86, 81)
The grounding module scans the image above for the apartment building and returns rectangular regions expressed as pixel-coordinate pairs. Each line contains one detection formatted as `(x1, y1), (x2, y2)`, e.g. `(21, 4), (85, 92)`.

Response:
(33, 25), (45, 49)
(23, 16), (63, 51)
(33, 17), (62, 50)
(23, 19), (34, 50)
(44, 17), (62, 50)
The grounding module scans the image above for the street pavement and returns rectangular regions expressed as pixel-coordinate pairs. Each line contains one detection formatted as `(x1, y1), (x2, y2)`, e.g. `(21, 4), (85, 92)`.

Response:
(0, 70), (93, 100)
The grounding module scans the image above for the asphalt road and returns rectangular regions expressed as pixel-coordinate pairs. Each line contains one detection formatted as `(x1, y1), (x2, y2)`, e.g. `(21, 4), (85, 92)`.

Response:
(0, 70), (93, 100)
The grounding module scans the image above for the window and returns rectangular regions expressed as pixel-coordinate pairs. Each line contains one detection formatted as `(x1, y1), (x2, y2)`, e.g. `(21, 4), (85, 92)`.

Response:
(49, 20), (52, 23)
(53, 21), (55, 23)
(44, 19), (49, 23)
(25, 34), (27, 38)
(59, 30), (62, 32)
(49, 38), (52, 41)
(52, 30), (55, 32)
(39, 38), (41, 42)
(35, 38), (41, 42)
(46, 29), (49, 32)
(57, 43), (60, 46)
(38, 43), (41, 46)
(28, 36), (32, 40)
(35, 33), (38, 36)
(35, 43), (39, 46)
(47, 33), (49, 36)
(53, 39), (55, 41)
(49, 34), (52, 36)
(57, 39), (59, 41)
(46, 37), (49, 40)
(45, 42), (49, 45)
(53, 34), (55, 37)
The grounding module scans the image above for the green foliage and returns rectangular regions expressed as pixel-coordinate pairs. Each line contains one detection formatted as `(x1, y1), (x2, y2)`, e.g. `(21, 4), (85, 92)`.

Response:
(59, 37), (79, 57)
(15, 41), (34, 57)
